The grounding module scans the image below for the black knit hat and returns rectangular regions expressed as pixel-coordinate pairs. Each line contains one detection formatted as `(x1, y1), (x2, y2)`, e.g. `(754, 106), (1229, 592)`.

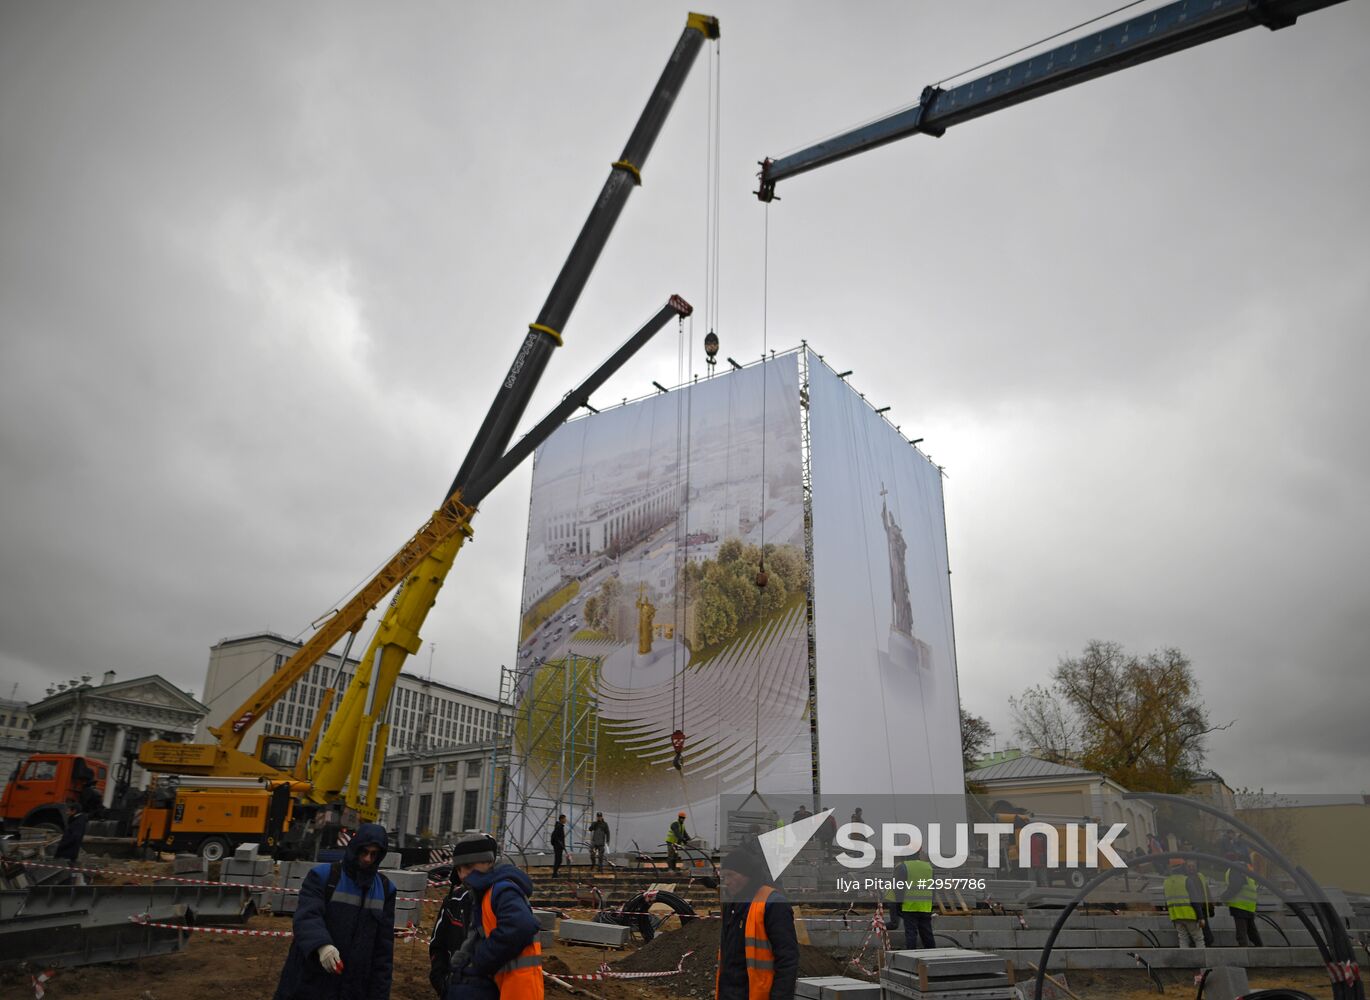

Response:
(450, 833), (498, 866)
(720, 845), (768, 882)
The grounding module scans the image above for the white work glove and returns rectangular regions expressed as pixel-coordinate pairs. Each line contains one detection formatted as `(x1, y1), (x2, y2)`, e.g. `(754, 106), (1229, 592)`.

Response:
(318, 944), (343, 974)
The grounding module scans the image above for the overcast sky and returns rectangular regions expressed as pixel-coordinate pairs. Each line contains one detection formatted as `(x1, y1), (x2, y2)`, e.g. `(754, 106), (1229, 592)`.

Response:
(2, 1), (1366, 794)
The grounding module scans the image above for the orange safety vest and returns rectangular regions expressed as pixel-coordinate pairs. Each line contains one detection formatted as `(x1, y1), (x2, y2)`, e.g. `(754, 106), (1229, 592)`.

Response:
(716, 884), (775, 1000)
(481, 886), (544, 1000)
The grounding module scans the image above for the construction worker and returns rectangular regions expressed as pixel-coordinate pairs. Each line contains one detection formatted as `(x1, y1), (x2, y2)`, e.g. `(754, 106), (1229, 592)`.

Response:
(549, 815), (566, 877)
(1221, 859), (1262, 947)
(588, 812), (610, 872)
(894, 850), (935, 949)
(273, 822), (396, 1000)
(716, 845), (799, 1000)
(444, 833), (543, 1000)
(53, 801), (88, 883)
(666, 811), (690, 870)
(429, 865), (474, 998)
(1164, 862), (1207, 949)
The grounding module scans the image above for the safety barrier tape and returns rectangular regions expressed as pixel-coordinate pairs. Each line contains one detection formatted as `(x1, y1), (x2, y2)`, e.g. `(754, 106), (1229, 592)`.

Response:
(546, 950), (694, 981)
(845, 912), (888, 977)
(1326, 960), (1361, 984)
(21, 860), (438, 904)
(127, 913), (422, 940)
(30, 968), (55, 1000)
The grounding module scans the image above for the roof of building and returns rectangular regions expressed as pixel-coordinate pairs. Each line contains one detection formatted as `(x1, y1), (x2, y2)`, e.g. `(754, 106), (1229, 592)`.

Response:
(966, 755), (1096, 782)
(212, 631), (502, 704)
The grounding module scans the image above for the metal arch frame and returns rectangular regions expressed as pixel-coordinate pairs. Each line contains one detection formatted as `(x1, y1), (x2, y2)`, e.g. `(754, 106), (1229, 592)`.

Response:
(1029, 850), (1344, 1000)
(1125, 790), (1364, 999)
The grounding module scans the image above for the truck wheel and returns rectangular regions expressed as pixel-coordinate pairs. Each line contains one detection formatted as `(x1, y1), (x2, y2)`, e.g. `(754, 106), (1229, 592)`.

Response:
(198, 837), (231, 862)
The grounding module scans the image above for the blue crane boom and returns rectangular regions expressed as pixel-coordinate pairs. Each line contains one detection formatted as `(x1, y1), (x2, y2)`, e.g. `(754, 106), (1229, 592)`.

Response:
(756, 0), (1346, 201)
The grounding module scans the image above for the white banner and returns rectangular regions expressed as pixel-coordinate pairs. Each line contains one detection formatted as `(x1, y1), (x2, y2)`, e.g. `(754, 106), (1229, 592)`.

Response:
(807, 350), (965, 816)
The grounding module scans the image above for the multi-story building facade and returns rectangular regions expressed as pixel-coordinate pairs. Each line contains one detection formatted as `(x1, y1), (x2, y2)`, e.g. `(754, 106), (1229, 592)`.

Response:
(0, 696), (33, 742)
(379, 742), (501, 844)
(201, 633), (506, 788)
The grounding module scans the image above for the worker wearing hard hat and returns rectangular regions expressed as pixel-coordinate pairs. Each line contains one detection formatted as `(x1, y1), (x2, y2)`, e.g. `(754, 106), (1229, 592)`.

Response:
(666, 811), (691, 870)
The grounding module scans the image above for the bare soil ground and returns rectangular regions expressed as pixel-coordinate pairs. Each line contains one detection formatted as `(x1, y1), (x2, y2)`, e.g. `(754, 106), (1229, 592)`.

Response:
(0, 859), (1341, 999)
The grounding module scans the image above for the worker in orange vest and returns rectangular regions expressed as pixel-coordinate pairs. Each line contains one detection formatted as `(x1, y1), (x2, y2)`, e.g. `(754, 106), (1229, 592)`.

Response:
(716, 846), (798, 1000)
(444, 833), (543, 1000)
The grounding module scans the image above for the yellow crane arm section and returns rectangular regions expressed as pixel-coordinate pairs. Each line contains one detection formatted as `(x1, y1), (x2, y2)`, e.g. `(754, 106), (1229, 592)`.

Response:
(306, 530), (467, 813)
(204, 495), (474, 750)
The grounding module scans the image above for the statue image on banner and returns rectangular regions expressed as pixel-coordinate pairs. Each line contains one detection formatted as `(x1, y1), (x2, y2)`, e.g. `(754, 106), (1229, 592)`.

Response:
(878, 483), (932, 673)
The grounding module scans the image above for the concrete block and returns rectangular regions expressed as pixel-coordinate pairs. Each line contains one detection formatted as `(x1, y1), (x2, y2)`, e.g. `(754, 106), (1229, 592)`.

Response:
(173, 854), (208, 876)
(882, 966), (1011, 995)
(1202, 966), (1250, 1000)
(222, 858), (272, 878)
(533, 908), (557, 931)
(796, 978), (855, 999)
(819, 980), (881, 1000)
(557, 918), (630, 948)
(382, 852), (402, 869)
(539, 929), (555, 949)
(233, 843), (260, 862)
(886, 949), (1006, 978)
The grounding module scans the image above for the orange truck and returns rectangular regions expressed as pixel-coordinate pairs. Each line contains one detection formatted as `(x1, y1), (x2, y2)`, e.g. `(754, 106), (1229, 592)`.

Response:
(0, 753), (107, 834)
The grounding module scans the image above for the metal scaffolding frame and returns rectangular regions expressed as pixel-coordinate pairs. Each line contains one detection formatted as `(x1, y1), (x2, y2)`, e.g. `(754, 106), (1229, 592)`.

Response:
(489, 654), (600, 855)
(798, 345), (821, 807)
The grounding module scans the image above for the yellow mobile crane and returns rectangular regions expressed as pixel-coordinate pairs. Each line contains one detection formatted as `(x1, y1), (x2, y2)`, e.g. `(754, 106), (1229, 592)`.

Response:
(137, 13), (716, 861)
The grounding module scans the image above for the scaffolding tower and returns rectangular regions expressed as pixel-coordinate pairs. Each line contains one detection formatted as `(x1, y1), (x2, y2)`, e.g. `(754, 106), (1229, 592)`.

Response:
(488, 653), (600, 856)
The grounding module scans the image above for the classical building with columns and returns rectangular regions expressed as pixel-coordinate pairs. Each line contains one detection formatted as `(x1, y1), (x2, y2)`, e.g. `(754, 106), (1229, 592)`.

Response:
(26, 671), (208, 805)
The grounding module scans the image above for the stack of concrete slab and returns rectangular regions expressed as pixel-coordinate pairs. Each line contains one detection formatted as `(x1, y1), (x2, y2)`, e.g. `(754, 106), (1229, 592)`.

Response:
(221, 843), (273, 910)
(557, 917), (630, 948)
(276, 859), (319, 915)
(881, 949), (1016, 1000)
(533, 907), (557, 949)
(797, 977), (882, 1000)
(384, 868), (429, 930)
(172, 854), (208, 878)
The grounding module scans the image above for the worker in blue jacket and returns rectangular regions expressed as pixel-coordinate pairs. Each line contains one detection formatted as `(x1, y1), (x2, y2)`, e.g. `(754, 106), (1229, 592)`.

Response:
(445, 833), (543, 1000)
(273, 823), (397, 1000)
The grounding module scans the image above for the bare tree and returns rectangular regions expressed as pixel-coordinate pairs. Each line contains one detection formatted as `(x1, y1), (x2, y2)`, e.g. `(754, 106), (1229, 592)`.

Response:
(1011, 640), (1228, 792)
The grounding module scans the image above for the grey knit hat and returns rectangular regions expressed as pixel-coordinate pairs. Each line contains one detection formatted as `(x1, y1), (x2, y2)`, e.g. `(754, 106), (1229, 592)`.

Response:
(450, 833), (498, 866)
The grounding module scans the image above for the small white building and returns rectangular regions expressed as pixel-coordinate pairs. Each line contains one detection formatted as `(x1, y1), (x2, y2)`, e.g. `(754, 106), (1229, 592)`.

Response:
(26, 671), (208, 805)
(0, 697), (33, 742)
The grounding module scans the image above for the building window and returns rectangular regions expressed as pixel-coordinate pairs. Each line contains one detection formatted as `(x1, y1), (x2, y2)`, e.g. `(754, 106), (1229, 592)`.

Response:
(89, 726), (107, 752)
(444, 761), (460, 778)
(274, 654), (285, 672)
(467, 759), (483, 779)
(417, 793), (432, 834)
(462, 789), (479, 831)
(422, 764), (436, 782)
(440, 791), (455, 833)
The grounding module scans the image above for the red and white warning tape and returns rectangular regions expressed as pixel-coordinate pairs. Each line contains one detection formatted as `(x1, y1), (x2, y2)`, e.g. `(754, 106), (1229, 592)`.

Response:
(30, 968), (55, 1000)
(127, 913), (421, 940)
(22, 860), (438, 904)
(1327, 960), (1361, 984)
(547, 950), (695, 981)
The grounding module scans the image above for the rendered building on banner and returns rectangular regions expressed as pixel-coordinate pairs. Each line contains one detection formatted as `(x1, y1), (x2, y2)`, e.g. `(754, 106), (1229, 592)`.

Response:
(505, 348), (964, 851)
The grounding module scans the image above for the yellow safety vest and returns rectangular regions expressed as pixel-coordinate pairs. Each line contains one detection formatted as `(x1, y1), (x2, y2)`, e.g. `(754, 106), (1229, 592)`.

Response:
(901, 859), (934, 913)
(1225, 869), (1258, 913)
(1164, 873), (1197, 921)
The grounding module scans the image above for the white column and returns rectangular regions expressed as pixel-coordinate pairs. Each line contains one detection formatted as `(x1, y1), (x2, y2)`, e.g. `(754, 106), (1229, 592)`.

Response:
(104, 726), (128, 807)
(138, 731), (160, 789)
(75, 720), (93, 755)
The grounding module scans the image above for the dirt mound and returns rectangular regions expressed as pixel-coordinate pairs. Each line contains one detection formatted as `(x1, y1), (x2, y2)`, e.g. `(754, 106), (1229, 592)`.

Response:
(612, 917), (856, 999)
